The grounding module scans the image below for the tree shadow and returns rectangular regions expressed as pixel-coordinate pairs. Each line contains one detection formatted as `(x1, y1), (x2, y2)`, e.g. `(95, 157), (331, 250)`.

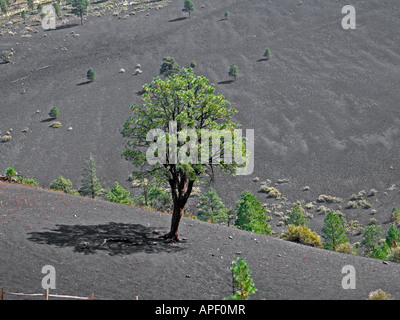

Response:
(168, 17), (188, 23)
(41, 117), (56, 123)
(28, 222), (185, 256)
(257, 58), (269, 62)
(136, 89), (146, 96)
(77, 80), (92, 86)
(218, 18), (227, 21)
(48, 23), (80, 31)
(217, 80), (234, 85)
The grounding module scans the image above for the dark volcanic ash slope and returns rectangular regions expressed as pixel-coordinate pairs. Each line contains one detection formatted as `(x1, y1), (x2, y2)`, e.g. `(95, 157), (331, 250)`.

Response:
(1, 1), (400, 212)
(1, 182), (400, 300)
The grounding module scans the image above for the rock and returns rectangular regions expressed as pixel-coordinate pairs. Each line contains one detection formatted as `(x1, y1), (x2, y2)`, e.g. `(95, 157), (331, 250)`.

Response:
(133, 69), (142, 75)
(68, 127), (73, 131)
(119, 68), (126, 73)
(135, 63), (141, 69)
(22, 128), (29, 132)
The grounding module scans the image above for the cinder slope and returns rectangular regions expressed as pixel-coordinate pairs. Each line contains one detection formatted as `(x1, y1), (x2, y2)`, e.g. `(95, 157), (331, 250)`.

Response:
(1, 182), (400, 300)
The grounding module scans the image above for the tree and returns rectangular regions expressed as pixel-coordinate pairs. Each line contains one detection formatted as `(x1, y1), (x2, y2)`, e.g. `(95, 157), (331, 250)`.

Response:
(79, 153), (103, 198)
(263, 48), (271, 60)
(235, 191), (272, 235)
(5, 167), (17, 179)
(50, 176), (78, 195)
(362, 224), (383, 257)
(21, 10), (26, 21)
(106, 182), (133, 205)
(49, 106), (60, 118)
(224, 10), (229, 19)
(121, 68), (248, 241)
(286, 203), (307, 226)
(37, 3), (43, 12)
(27, 0), (34, 11)
(321, 211), (349, 251)
(197, 188), (228, 224)
(182, 0), (194, 18)
(225, 257), (257, 300)
(67, 0), (89, 25)
(0, 0), (8, 14)
(228, 63), (238, 81)
(386, 224), (400, 248)
(159, 57), (181, 78)
(53, 2), (62, 18)
(87, 67), (96, 81)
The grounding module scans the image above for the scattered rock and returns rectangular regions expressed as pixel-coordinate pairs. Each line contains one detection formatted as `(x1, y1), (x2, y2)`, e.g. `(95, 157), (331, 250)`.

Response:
(22, 128), (29, 132)
(133, 69), (143, 75)
(67, 127), (73, 131)
(119, 68), (126, 73)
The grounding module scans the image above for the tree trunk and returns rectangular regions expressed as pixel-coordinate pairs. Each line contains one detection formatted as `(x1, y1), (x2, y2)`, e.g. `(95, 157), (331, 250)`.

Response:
(80, 13), (83, 25)
(164, 200), (185, 241)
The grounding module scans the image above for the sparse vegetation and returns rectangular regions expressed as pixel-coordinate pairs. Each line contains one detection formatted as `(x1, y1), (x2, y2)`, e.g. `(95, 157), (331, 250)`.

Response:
(225, 257), (257, 300)
(281, 225), (323, 248)
(368, 289), (391, 300)
(50, 176), (79, 195)
(182, 0), (194, 18)
(228, 63), (239, 81)
(49, 107), (60, 119)
(159, 57), (181, 77)
(87, 67), (96, 82)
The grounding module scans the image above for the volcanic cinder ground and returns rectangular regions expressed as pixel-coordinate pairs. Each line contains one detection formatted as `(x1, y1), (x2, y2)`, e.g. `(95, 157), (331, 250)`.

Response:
(1, 0), (400, 299)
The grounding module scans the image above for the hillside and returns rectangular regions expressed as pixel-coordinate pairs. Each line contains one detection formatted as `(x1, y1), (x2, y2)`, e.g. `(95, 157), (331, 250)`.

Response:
(1, 181), (400, 300)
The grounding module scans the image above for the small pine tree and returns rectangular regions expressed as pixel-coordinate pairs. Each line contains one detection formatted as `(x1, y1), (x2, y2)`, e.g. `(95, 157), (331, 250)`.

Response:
(5, 167), (17, 179)
(322, 211), (349, 251)
(225, 257), (257, 300)
(49, 106), (60, 118)
(362, 224), (383, 257)
(182, 0), (194, 18)
(27, 0), (34, 11)
(224, 10), (230, 19)
(386, 224), (400, 248)
(0, 0), (8, 14)
(228, 63), (238, 81)
(53, 3), (62, 18)
(286, 203), (307, 226)
(67, 0), (89, 25)
(263, 48), (271, 60)
(79, 153), (103, 198)
(235, 191), (271, 235)
(392, 207), (400, 225)
(107, 182), (133, 205)
(159, 57), (181, 77)
(190, 61), (197, 68)
(197, 188), (228, 224)
(87, 67), (96, 82)
(21, 10), (27, 21)
(37, 3), (43, 12)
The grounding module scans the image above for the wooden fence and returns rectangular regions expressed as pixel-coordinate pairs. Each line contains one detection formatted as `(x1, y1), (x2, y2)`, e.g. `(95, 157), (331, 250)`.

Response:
(0, 288), (123, 300)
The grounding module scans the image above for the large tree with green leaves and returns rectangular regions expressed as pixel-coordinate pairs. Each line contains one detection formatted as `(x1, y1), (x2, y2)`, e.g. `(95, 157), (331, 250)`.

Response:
(121, 68), (248, 241)
(67, 0), (89, 25)
(321, 211), (349, 251)
(79, 153), (103, 198)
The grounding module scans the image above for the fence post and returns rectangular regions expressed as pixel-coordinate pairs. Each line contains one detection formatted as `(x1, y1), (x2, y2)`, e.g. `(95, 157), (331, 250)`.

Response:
(45, 288), (49, 300)
(91, 293), (94, 300)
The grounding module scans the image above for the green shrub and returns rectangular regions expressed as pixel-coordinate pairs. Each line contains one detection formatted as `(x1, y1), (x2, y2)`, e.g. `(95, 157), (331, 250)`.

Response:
(50, 176), (79, 195)
(50, 121), (62, 128)
(197, 188), (228, 224)
(335, 243), (357, 255)
(263, 48), (271, 59)
(49, 107), (60, 118)
(362, 225), (383, 258)
(387, 247), (400, 263)
(386, 224), (400, 248)
(392, 207), (400, 226)
(16, 177), (39, 186)
(87, 67), (96, 81)
(225, 257), (257, 300)
(107, 182), (133, 205)
(368, 289), (391, 300)
(281, 225), (323, 248)
(5, 167), (17, 179)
